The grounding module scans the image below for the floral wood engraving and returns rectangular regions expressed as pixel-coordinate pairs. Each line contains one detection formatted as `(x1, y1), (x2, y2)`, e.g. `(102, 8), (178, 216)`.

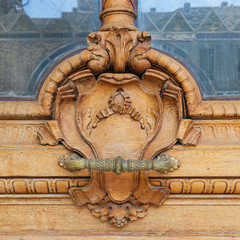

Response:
(78, 107), (93, 138)
(1, 178), (240, 194)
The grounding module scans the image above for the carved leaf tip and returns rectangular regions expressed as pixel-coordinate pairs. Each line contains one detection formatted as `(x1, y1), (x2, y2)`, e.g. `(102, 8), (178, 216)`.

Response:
(138, 31), (151, 43)
(37, 121), (64, 146)
(177, 119), (201, 146)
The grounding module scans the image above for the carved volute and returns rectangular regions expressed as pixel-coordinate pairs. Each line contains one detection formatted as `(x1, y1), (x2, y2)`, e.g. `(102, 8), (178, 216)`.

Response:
(37, 0), (201, 227)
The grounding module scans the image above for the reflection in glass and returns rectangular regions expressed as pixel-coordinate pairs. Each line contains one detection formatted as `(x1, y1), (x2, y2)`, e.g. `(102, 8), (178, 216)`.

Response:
(139, 0), (240, 98)
(0, 0), (99, 98)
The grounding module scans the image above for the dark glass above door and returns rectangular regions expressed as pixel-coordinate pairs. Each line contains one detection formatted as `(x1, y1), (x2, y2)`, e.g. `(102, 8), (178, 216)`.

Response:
(1, 0), (240, 100)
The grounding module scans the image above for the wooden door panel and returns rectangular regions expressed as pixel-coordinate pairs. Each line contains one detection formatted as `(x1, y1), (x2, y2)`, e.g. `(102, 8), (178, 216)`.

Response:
(0, 120), (239, 178)
(1, 0), (240, 238)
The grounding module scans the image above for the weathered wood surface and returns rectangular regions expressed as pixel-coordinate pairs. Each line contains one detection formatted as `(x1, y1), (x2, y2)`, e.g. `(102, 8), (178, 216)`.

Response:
(1, 231), (240, 240)
(0, 145), (239, 177)
(0, 194), (240, 234)
(1, 120), (240, 146)
(0, 120), (239, 178)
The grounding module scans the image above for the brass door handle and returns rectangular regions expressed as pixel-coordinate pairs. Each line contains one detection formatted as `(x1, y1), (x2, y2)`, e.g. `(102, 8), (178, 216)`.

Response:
(59, 154), (180, 175)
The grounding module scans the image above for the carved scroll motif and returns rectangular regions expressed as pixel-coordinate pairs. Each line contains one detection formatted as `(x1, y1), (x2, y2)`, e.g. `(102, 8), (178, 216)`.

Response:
(37, 71), (200, 226)
(37, 19), (201, 227)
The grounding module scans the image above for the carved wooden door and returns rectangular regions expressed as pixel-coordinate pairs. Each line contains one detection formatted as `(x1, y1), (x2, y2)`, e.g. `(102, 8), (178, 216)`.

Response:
(0, 0), (240, 239)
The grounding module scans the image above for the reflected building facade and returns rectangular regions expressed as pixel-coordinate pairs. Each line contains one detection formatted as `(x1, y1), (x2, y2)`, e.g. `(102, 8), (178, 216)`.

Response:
(0, 0), (98, 97)
(140, 2), (240, 97)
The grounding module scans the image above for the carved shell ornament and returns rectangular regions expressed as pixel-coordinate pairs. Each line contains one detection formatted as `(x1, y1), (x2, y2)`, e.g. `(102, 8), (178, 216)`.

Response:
(37, 6), (201, 227)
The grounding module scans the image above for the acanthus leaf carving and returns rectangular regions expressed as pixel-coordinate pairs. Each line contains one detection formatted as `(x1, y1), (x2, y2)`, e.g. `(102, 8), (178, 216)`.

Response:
(145, 109), (159, 137)
(79, 28), (153, 75)
(105, 28), (134, 73)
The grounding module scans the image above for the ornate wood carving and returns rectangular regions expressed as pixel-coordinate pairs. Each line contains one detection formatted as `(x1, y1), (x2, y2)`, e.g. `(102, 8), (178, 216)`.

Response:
(0, 121), (43, 144)
(1, 177), (240, 195)
(151, 178), (240, 194)
(194, 120), (240, 145)
(1, 120), (240, 145)
(36, 1), (202, 224)
(2, 0), (238, 231)
(0, 42), (239, 120)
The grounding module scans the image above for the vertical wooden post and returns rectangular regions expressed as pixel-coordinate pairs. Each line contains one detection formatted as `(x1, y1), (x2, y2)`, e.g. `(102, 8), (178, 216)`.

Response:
(100, 0), (137, 30)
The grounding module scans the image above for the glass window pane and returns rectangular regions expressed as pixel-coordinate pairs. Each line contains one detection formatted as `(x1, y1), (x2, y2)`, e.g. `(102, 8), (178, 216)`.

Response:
(0, 0), (99, 98)
(139, 0), (240, 98)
